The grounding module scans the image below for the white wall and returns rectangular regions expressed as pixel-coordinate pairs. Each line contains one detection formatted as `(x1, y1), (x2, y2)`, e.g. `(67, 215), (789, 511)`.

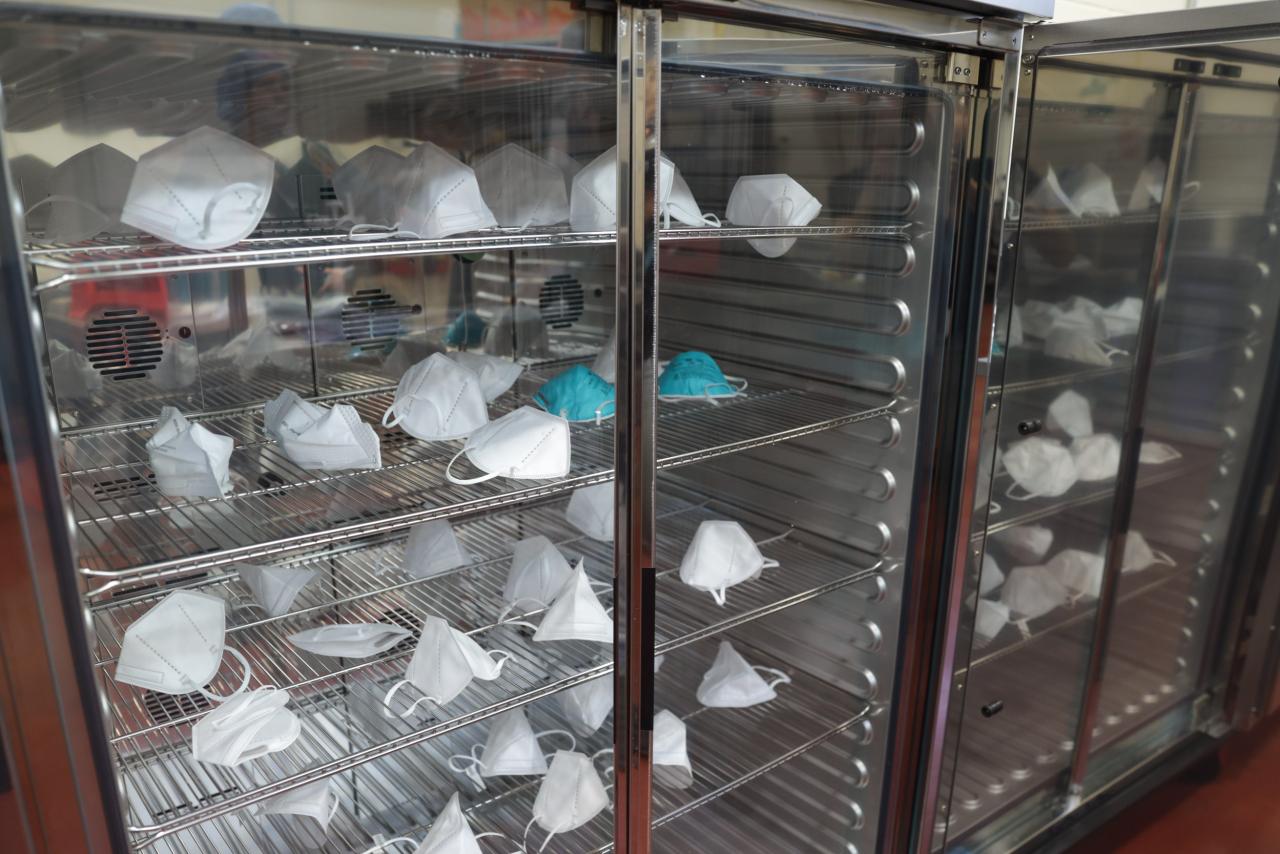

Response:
(1051, 0), (1261, 23)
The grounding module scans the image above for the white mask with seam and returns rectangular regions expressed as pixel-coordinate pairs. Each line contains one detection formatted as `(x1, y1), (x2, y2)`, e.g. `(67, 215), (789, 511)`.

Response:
(568, 146), (675, 232)
(524, 751), (611, 852)
(191, 686), (300, 768)
(415, 791), (516, 854)
(32, 143), (136, 243)
(502, 535), (575, 613)
(382, 353), (489, 441)
(398, 141), (497, 239)
(1046, 389), (1093, 439)
(403, 518), (471, 579)
(696, 640), (791, 708)
(975, 599), (1010, 643)
(992, 524), (1054, 565)
(252, 779), (339, 850)
(287, 623), (411, 658)
(529, 561), (613, 645)
(236, 562), (317, 618)
(725, 173), (822, 258)
(147, 407), (234, 499)
(474, 143), (569, 229)
(652, 709), (694, 789)
(1019, 300), (1062, 339)
(566, 482), (614, 542)
(445, 406), (570, 485)
(448, 707), (576, 792)
(1070, 433), (1120, 482)
(1103, 297), (1144, 339)
(558, 675), (612, 738)
(446, 351), (523, 402)
(1002, 437), (1078, 500)
(1045, 328), (1128, 367)
(333, 145), (406, 228)
(383, 616), (509, 717)
(1140, 440), (1182, 465)
(1123, 531), (1176, 573)
(1001, 565), (1069, 628)
(678, 520), (783, 606)
(264, 390), (381, 471)
(1048, 548), (1106, 602)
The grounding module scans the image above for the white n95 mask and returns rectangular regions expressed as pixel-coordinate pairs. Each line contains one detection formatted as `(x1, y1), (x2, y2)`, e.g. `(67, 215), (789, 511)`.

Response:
(1046, 389), (1093, 439)
(993, 524), (1054, 564)
(559, 675), (612, 737)
(383, 616), (510, 718)
(1048, 549), (1106, 602)
(525, 751), (611, 851)
(568, 145), (675, 232)
(1002, 437), (1078, 500)
(1061, 163), (1120, 217)
(1071, 434), (1120, 482)
(1123, 531), (1176, 574)
(1019, 300), (1062, 339)
(403, 518), (472, 579)
(264, 390), (381, 471)
(1140, 440), (1182, 465)
(1103, 297), (1143, 339)
(448, 707), (576, 792)
(1127, 157), (1166, 211)
(33, 144), (136, 243)
(503, 535), (575, 612)
(1055, 297), (1109, 339)
(725, 173), (822, 258)
(593, 329), (616, 383)
(678, 520), (783, 606)
(146, 407), (234, 499)
(446, 351), (523, 402)
(566, 482), (613, 542)
(975, 599), (1010, 643)
(236, 562), (317, 618)
(123, 126), (274, 250)
(528, 561), (613, 645)
(696, 640), (791, 708)
(653, 709), (693, 789)
(191, 686), (300, 767)
(415, 792), (516, 854)
(48, 339), (102, 399)
(978, 552), (1004, 597)
(381, 353), (488, 441)
(1045, 328), (1127, 367)
(1001, 565), (1069, 624)
(446, 406), (570, 484)
(474, 143), (570, 228)
(664, 164), (719, 229)
(254, 779), (339, 850)
(287, 623), (411, 658)
(333, 145), (406, 228)
(398, 141), (497, 239)
(116, 589), (251, 700)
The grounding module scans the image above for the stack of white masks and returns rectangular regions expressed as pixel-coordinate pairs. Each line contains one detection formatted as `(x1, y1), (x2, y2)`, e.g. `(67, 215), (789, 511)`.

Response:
(678, 520), (782, 606)
(993, 524), (1054, 565)
(402, 518), (471, 579)
(448, 707), (576, 792)
(332, 145), (407, 228)
(978, 552), (1005, 597)
(565, 482), (614, 542)
(1048, 549), (1106, 602)
(445, 406), (570, 485)
(1001, 566), (1070, 632)
(446, 351), (523, 402)
(525, 751), (611, 851)
(191, 686), (300, 767)
(524, 562), (613, 645)
(1046, 389), (1093, 439)
(254, 779), (339, 850)
(146, 407), (234, 499)
(115, 590), (252, 700)
(383, 616), (510, 718)
(123, 126), (275, 250)
(1140, 440), (1182, 465)
(1002, 437), (1078, 500)
(474, 143), (570, 229)
(1122, 530), (1176, 573)
(237, 562), (317, 618)
(264, 389), (381, 471)
(398, 142), (497, 239)
(502, 536), (575, 613)
(558, 675), (612, 737)
(725, 174), (822, 258)
(652, 709), (693, 789)
(696, 640), (790, 708)
(381, 353), (488, 441)
(1070, 434), (1121, 481)
(31, 144), (136, 243)
(287, 623), (411, 658)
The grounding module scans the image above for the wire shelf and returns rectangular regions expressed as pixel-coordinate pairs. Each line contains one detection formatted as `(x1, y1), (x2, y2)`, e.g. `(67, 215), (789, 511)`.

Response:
(1014, 207), (1265, 233)
(98, 492), (882, 845)
(66, 364), (892, 594)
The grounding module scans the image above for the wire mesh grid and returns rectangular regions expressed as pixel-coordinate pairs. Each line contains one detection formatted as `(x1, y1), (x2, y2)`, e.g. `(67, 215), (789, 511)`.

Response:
(99, 490), (882, 843)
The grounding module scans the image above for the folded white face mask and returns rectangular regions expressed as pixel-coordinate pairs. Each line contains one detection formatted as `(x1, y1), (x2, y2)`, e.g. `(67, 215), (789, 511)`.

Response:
(32, 144), (136, 243)
(1045, 328), (1128, 367)
(446, 406), (570, 484)
(47, 339), (102, 399)
(123, 126), (274, 250)
(218, 323), (299, 371)
(530, 561), (613, 645)
(382, 353), (489, 441)
(446, 351), (523, 402)
(254, 779), (339, 850)
(333, 145), (407, 228)
(558, 675), (612, 737)
(1070, 433), (1120, 481)
(482, 304), (550, 360)
(399, 141), (498, 239)
(975, 599), (1010, 643)
(146, 407), (235, 499)
(568, 145), (676, 232)
(191, 686), (300, 767)
(593, 329), (617, 383)
(678, 520), (782, 606)
(992, 524), (1054, 564)
(1046, 389), (1093, 439)
(474, 143), (570, 229)
(448, 707), (576, 792)
(1019, 300), (1062, 339)
(652, 709), (693, 789)
(1140, 440), (1182, 465)
(1003, 437), (1078, 500)
(1122, 531), (1176, 573)
(413, 791), (517, 854)
(725, 173), (822, 258)
(1027, 164), (1119, 218)
(116, 589), (251, 700)
(565, 482), (614, 543)
(525, 750), (611, 851)
(978, 552), (1004, 597)
(1054, 297), (1109, 339)
(696, 640), (791, 708)
(664, 164), (719, 229)
(1048, 548), (1106, 602)
(1103, 297), (1143, 339)
(403, 518), (472, 579)
(264, 390), (382, 471)
(503, 535), (575, 612)
(1001, 565), (1069, 624)
(287, 623), (412, 658)
(236, 562), (317, 618)
(1127, 157), (1167, 211)
(384, 616), (510, 717)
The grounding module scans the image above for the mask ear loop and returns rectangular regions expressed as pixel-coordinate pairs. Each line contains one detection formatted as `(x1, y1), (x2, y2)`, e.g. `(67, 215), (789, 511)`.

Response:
(382, 679), (441, 720)
(1014, 618), (1033, 640)
(1005, 481), (1043, 502)
(199, 182), (264, 242)
(1099, 342), (1129, 363)
(445, 446), (502, 485)
(197, 646), (253, 701)
(447, 743), (487, 792)
(496, 598), (546, 631)
(471, 831), (526, 854)
(536, 729), (577, 762)
(1150, 548), (1177, 567)
(348, 222), (423, 242)
(357, 835), (418, 854)
(752, 666), (792, 691)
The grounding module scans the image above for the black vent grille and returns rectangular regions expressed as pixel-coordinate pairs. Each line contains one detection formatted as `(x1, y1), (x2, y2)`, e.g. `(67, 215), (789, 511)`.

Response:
(144, 690), (211, 725)
(92, 472), (156, 500)
(86, 309), (163, 381)
(539, 274), (584, 329)
(342, 288), (412, 353)
(319, 183), (337, 202)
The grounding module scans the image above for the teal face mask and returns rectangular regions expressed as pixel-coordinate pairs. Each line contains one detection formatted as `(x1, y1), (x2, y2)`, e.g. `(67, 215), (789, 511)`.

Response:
(658, 351), (747, 402)
(444, 310), (486, 348)
(533, 365), (616, 424)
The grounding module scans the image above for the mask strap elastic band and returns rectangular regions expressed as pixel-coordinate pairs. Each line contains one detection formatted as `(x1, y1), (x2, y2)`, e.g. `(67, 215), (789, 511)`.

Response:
(753, 666), (792, 689)
(989, 500), (1003, 516)
(711, 587), (727, 607)
(497, 598), (546, 626)
(1015, 619), (1033, 640)
(200, 182), (263, 240)
(198, 646), (253, 701)
(487, 649), (512, 674)
(357, 835), (418, 854)
(1005, 482), (1041, 502)
(348, 222), (423, 242)
(382, 679), (439, 719)
(1151, 549), (1177, 566)
(701, 213), (721, 227)
(472, 831), (524, 854)
(380, 403), (405, 429)
(445, 446), (501, 485)
(447, 747), (486, 792)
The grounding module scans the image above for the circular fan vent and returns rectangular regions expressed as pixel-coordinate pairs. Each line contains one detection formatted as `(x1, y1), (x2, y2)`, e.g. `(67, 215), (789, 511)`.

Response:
(342, 288), (413, 353)
(86, 309), (163, 381)
(539, 274), (585, 329)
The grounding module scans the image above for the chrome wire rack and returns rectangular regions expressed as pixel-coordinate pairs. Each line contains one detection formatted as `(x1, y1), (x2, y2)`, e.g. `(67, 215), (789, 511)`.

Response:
(99, 492), (883, 845)
(128, 640), (868, 853)
(66, 363), (894, 594)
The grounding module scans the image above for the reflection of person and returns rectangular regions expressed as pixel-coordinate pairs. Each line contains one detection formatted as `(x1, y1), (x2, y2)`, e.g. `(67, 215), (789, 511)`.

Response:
(217, 4), (295, 149)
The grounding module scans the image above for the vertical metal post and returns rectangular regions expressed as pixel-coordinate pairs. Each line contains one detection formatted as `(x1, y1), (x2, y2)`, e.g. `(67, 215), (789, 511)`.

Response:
(613, 5), (660, 854)
(1064, 81), (1199, 805)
